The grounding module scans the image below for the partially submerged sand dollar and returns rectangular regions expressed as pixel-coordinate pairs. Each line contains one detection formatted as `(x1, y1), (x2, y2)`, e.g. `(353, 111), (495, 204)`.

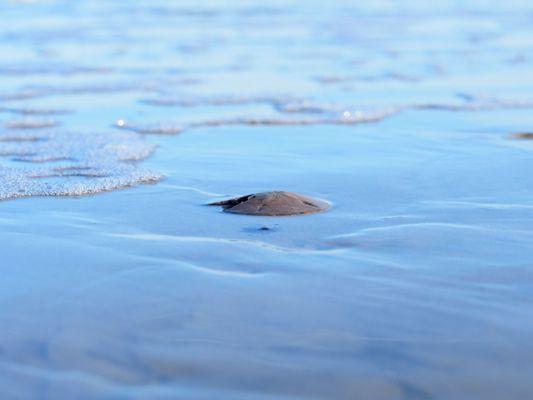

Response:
(208, 191), (330, 216)
(511, 132), (533, 139)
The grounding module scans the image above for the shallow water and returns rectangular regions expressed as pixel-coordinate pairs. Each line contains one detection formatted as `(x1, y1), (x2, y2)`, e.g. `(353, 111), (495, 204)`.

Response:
(1, 1), (533, 399)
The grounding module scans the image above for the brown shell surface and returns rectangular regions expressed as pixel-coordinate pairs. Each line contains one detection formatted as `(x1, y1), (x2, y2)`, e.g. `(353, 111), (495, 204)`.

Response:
(209, 191), (330, 216)
(511, 132), (533, 139)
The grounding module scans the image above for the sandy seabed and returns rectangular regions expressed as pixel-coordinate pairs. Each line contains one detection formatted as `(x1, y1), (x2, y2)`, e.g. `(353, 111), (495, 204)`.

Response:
(1, 1), (533, 399)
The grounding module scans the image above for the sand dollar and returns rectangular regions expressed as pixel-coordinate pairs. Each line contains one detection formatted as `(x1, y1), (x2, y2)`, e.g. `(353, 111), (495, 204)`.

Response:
(208, 191), (330, 216)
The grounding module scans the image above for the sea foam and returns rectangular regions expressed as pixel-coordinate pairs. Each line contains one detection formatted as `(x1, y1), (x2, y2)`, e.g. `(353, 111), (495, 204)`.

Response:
(0, 128), (162, 201)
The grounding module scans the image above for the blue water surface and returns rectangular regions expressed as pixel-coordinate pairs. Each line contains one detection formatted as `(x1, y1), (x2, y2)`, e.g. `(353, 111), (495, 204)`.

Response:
(1, 1), (533, 399)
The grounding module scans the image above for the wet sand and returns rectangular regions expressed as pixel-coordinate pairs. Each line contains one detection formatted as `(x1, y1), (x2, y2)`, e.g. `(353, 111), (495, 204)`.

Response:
(1, 1), (533, 399)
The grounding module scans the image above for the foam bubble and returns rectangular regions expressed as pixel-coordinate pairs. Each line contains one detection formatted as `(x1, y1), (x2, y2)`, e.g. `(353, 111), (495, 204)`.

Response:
(0, 82), (159, 102)
(0, 106), (72, 116)
(0, 64), (112, 76)
(115, 94), (533, 139)
(140, 94), (300, 107)
(114, 121), (185, 135)
(413, 96), (533, 111)
(275, 96), (533, 116)
(0, 129), (162, 201)
(4, 118), (60, 130)
(114, 108), (398, 136)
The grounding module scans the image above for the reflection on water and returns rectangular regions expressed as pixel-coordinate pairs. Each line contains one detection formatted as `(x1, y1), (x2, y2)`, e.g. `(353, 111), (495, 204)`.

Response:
(1, 0), (533, 399)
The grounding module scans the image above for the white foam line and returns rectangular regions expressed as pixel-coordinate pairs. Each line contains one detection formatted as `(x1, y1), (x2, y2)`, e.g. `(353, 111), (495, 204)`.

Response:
(160, 183), (225, 197)
(107, 231), (337, 254)
(168, 261), (265, 278)
(422, 200), (533, 210)
(330, 222), (497, 239)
